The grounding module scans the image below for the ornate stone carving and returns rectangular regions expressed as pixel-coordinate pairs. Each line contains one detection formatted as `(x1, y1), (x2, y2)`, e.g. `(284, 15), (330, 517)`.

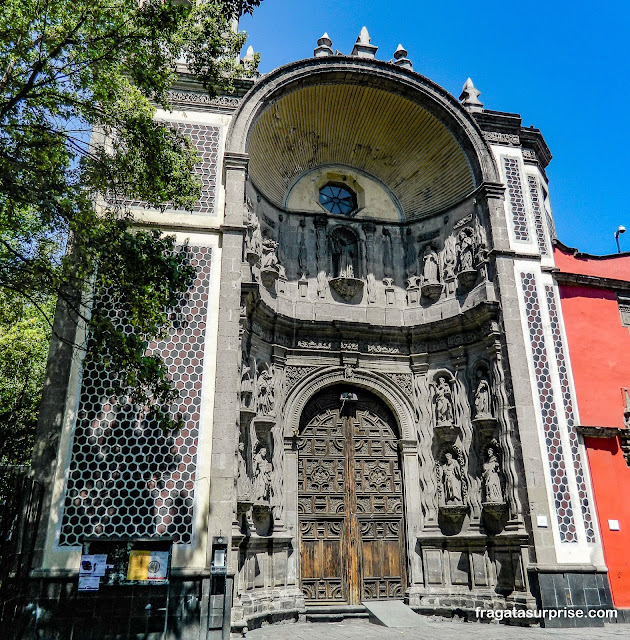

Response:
(329, 227), (363, 300)
(245, 202), (262, 265)
(297, 339), (331, 350)
(421, 243), (442, 300)
(436, 446), (467, 513)
(167, 91), (241, 109)
(522, 148), (537, 161)
(329, 276), (364, 300)
(471, 369), (498, 435)
(240, 351), (255, 414)
(434, 376), (454, 427)
(440, 452), (463, 504)
(260, 237), (281, 287)
(285, 366), (317, 392)
(256, 361), (276, 417)
(391, 373), (414, 403)
(482, 443), (504, 505)
(474, 372), (492, 418)
(237, 435), (251, 500)
(482, 131), (520, 146)
(453, 214), (473, 230)
(456, 227), (477, 288)
(442, 235), (457, 283)
(331, 227), (358, 278)
(367, 344), (400, 354)
(253, 443), (272, 504)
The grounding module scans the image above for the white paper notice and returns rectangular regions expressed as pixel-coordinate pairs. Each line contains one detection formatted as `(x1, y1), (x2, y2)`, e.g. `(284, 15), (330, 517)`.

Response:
(78, 575), (101, 591)
(79, 554), (108, 577)
(147, 551), (170, 581)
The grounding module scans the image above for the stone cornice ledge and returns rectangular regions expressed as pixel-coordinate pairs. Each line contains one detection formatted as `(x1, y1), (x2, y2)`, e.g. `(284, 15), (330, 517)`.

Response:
(527, 563), (608, 574)
(577, 425), (625, 438)
(554, 270), (630, 292)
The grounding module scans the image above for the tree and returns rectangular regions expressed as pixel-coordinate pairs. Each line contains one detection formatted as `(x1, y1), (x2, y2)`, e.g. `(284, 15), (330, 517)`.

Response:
(0, 0), (260, 449)
(0, 293), (54, 464)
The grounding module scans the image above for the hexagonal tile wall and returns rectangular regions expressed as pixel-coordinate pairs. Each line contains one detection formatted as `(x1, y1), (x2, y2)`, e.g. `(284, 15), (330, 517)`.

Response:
(504, 158), (530, 242)
(545, 285), (595, 542)
(521, 272), (577, 543)
(122, 124), (219, 215)
(59, 246), (212, 546)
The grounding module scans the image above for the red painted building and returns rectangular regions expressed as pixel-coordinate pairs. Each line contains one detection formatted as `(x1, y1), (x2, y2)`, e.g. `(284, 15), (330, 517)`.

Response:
(555, 240), (630, 609)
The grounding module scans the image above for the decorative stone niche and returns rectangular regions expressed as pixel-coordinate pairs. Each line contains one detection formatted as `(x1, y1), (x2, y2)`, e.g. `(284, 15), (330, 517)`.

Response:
(328, 226), (363, 301)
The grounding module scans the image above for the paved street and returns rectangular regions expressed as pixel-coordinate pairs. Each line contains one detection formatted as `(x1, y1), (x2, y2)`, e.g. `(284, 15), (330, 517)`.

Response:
(245, 617), (627, 640)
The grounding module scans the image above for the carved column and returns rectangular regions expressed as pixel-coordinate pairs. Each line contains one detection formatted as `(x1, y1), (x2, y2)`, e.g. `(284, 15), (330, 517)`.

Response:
(362, 222), (377, 303)
(314, 215), (328, 299)
(283, 436), (299, 589)
(382, 228), (395, 304)
(411, 354), (436, 524)
(401, 439), (423, 588)
(298, 218), (308, 297)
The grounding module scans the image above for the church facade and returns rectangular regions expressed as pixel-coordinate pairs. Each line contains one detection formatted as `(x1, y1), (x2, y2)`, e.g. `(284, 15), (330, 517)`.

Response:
(26, 28), (619, 638)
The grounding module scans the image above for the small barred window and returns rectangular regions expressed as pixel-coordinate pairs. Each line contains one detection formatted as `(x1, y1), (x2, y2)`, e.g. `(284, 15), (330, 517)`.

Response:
(319, 183), (357, 215)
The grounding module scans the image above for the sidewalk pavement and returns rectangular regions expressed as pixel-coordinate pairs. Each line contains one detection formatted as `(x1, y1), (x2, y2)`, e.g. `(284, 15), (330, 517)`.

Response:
(244, 616), (626, 640)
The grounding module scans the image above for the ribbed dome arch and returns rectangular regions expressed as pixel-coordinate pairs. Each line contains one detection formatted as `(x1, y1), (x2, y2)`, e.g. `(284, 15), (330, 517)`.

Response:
(246, 81), (477, 220)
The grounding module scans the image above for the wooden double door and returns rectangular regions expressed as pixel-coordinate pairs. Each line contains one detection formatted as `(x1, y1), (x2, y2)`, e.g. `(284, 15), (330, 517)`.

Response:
(297, 388), (406, 603)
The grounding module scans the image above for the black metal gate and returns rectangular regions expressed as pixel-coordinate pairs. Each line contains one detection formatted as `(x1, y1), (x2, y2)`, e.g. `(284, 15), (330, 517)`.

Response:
(0, 465), (44, 638)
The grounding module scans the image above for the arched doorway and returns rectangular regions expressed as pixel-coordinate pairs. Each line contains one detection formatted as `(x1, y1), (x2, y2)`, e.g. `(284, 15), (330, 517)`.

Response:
(297, 386), (406, 604)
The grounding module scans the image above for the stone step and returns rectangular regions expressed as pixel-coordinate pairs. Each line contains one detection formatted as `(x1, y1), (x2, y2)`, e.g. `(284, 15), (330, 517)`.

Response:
(306, 604), (369, 622)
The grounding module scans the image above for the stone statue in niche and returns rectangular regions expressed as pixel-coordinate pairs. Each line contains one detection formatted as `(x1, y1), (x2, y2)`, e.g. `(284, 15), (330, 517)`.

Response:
(329, 227), (363, 300)
(482, 445), (503, 503)
(331, 229), (357, 278)
(456, 227), (477, 289)
(257, 362), (275, 416)
(253, 443), (272, 504)
(237, 438), (251, 499)
(442, 235), (457, 282)
(473, 372), (492, 419)
(434, 376), (454, 426)
(240, 351), (255, 411)
(422, 243), (440, 283)
(421, 242), (443, 299)
(245, 202), (262, 265)
(440, 451), (463, 505)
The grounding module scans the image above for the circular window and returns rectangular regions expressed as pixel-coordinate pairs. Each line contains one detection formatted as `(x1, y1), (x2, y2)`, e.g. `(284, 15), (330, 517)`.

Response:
(319, 183), (357, 215)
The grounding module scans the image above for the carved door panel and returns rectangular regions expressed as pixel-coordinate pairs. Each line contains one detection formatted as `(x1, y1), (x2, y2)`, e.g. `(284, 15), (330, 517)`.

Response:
(352, 401), (406, 600)
(298, 389), (405, 604)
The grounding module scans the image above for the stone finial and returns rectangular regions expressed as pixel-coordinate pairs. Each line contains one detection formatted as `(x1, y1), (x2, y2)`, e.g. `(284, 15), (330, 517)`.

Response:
(393, 44), (412, 70)
(243, 45), (255, 64)
(314, 32), (333, 57)
(459, 77), (484, 112)
(351, 26), (378, 59)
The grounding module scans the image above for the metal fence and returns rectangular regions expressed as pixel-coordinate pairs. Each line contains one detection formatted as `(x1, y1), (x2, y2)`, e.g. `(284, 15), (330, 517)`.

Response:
(0, 465), (44, 636)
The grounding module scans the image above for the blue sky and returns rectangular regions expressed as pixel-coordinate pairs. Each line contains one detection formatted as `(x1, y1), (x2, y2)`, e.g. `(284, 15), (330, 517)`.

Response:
(241, 1), (630, 255)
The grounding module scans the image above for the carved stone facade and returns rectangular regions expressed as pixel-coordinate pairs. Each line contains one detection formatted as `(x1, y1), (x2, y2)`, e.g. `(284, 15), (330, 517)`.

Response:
(29, 31), (614, 640)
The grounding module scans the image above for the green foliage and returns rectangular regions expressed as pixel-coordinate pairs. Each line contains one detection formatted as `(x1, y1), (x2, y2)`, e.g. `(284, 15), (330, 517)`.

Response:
(0, 0), (260, 453)
(0, 293), (54, 464)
